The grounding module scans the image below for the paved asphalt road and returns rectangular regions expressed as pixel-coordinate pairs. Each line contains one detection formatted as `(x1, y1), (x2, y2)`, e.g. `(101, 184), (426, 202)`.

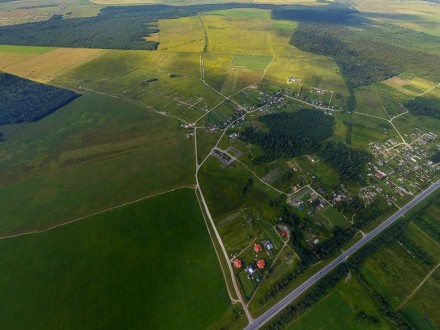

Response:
(245, 179), (440, 330)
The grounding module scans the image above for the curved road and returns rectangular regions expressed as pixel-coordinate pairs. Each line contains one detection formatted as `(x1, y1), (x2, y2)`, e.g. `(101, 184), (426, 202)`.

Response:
(245, 179), (440, 330)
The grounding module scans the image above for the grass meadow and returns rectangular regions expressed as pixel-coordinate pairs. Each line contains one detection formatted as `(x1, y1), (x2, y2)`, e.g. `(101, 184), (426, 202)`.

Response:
(0, 188), (236, 329)
(0, 95), (195, 235)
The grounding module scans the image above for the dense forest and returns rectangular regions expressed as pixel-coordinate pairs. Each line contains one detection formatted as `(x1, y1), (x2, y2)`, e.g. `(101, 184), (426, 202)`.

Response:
(404, 97), (440, 120)
(291, 22), (440, 90)
(241, 109), (334, 163)
(0, 72), (79, 125)
(319, 142), (372, 182)
(0, 3), (276, 50)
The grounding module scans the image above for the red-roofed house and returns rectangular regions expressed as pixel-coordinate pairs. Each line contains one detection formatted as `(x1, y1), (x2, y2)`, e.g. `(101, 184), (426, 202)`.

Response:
(257, 259), (265, 269)
(233, 259), (242, 269)
(254, 243), (263, 252)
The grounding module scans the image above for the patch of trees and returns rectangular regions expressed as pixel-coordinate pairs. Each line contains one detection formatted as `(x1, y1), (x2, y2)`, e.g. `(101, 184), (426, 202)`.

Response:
(263, 206), (356, 301)
(356, 273), (411, 330)
(291, 22), (440, 89)
(337, 195), (395, 230)
(404, 97), (440, 120)
(264, 264), (349, 329)
(272, 4), (358, 24)
(398, 235), (436, 267)
(0, 72), (79, 125)
(430, 150), (440, 163)
(319, 142), (372, 182)
(0, 3), (276, 50)
(241, 109), (333, 163)
(355, 312), (379, 326)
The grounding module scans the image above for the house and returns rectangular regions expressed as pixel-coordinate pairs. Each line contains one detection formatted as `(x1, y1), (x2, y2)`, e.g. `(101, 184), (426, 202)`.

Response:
(263, 240), (274, 250)
(254, 243), (263, 253)
(257, 259), (265, 269)
(233, 259), (242, 269)
(245, 265), (256, 275)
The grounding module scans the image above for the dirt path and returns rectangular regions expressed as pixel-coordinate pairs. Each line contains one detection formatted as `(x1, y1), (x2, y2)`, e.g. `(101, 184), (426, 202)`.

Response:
(0, 186), (196, 241)
(397, 262), (440, 310)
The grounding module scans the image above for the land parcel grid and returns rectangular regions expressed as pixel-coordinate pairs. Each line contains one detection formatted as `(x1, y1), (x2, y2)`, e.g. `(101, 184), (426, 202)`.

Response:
(0, 189), (236, 329)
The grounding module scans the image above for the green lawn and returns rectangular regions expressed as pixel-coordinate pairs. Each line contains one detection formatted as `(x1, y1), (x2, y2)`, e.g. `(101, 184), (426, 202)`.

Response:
(0, 188), (234, 329)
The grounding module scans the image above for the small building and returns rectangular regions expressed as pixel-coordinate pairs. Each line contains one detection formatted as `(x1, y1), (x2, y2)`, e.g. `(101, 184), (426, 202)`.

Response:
(245, 265), (256, 275)
(263, 240), (274, 250)
(257, 259), (265, 269)
(254, 243), (263, 253)
(233, 259), (242, 269)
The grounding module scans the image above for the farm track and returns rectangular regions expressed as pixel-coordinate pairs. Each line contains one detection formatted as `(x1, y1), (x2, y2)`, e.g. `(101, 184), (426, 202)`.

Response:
(0, 185), (196, 241)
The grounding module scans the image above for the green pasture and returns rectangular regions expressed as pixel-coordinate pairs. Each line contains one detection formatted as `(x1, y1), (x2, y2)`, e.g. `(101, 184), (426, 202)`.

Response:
(231, 54), (272, 71)
(195, 127), (222, 163)
(198, 156), (281, 221)
(286, 276), (392, 330)
(0, 95), (194, 235)
(0, 188), (235, 329)
(314, 206), (349, 230)
(0, 44), (54, 54)
(350, 113), (399, 148)
(203, 53), (233, 92)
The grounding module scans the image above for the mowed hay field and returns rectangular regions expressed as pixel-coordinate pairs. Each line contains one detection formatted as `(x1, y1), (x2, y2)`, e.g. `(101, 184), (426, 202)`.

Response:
(201, 12), (272, 55)
(0, 188), (233, 330)
(0, 46), (106, 83)
(156, 16), (205, 52)
(0, 94), (195, 235)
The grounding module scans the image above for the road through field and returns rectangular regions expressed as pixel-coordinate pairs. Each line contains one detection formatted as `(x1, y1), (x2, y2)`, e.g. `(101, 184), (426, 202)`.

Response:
(244, 179), (440, 329)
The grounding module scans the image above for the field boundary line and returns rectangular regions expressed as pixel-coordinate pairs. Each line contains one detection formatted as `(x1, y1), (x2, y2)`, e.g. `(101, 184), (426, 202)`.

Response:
(397, 262), (440, 310)
(0, 186), (195, 241)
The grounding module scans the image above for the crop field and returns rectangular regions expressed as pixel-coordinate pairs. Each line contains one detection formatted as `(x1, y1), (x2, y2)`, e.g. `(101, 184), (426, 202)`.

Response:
(285, 276), (392, 330)
(1, 47), (106, 84)
(0, 94), (195, 235)
(231, 54), (272, 71)
(156, 16), (205, 52)
(352, 0), (440, 37)
(262, 25), (349, 105)
(203, 53), (234, 91)
(0, 45), (54, 69)
(0, 188), (237, 329)
(201, 13), (272, 55)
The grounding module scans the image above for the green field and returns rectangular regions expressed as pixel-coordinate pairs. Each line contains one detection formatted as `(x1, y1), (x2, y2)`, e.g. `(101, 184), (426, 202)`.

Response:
(0, 94), (194, 235)
(0, 188), (238, 329)
(286, 277), (392, 330)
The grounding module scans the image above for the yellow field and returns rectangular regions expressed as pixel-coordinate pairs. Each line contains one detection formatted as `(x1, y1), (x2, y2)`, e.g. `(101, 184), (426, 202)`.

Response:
(383, 76), (438, 97)
(201, 14), (272, 55)
(0, 48), (106, 84)
(222, 68), (263, 95)
(263, 24), (348, 95)
(156, 16), (205, 52)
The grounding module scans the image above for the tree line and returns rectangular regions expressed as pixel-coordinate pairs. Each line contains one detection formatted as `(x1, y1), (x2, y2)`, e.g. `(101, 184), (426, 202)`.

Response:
(0, 72), (79, 125)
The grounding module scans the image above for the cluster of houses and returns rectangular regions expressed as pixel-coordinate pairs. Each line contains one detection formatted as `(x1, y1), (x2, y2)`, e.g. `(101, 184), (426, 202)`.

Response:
(232, 240), (276, 282)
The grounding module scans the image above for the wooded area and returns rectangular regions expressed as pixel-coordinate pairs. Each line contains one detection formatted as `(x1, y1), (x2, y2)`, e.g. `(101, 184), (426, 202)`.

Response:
(241, 109), (334, 163)
(405, 97), (440, 120)
(0, 72), (79, 125)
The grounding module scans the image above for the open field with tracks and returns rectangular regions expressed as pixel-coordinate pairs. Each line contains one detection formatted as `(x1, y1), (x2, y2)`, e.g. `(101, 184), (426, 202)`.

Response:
(0, 188), (240, 329)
